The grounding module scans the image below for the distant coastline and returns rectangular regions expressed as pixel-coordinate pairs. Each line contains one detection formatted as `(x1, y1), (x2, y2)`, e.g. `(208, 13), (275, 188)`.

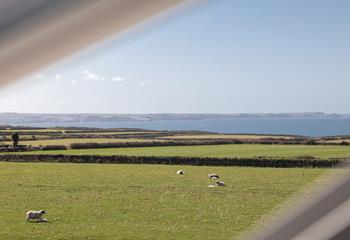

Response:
(1, 113), (350, 137)
(0, 112), (345, 125)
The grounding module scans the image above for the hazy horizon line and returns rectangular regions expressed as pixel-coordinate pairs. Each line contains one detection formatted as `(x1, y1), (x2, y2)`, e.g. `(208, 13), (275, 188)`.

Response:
(1, 112), (349, 115)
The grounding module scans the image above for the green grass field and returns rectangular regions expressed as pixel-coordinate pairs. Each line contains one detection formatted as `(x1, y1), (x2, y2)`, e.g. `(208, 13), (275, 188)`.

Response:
(66, 131), (158, 135)
(0, 162), (327, 240)
(4, 138), (161, 147)
(0, 129), (63, 133)
(0, 134), (52, 140)
(160, 134), (294, 140)
(323, 138), (350, 143)
(16, 144), (350, 159)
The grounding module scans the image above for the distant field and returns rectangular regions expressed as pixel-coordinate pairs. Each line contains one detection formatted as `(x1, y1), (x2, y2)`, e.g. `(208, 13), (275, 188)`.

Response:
(4, 138), (160, 147)
(322, 139), (350, 143)
(0, 162), (327, 240)
(0, 129), (63, 133)
(66, 131), (159, 135)
(0, 135), (52, 140)
(16, 144), (350, 159)
(160, 134), (295, 140)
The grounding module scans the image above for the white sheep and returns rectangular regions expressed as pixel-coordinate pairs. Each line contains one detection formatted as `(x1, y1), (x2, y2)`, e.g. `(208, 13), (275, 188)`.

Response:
(208, 173), (220, 179)
(26, 210), (47, 222)
(177, 169), (185, 175)
(216, 181), (226, 187)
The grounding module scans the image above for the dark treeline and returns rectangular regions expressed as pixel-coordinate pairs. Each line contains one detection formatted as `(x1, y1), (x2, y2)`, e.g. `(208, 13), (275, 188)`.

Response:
(1, 139), (349, 153)
(67, 139), (349, 150)
(0, 154), (348, 168)
(41, 145), (67, 150)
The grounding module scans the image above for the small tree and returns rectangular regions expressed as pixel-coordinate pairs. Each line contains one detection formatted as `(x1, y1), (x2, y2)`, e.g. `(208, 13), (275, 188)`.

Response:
(11, 132), (19, 148)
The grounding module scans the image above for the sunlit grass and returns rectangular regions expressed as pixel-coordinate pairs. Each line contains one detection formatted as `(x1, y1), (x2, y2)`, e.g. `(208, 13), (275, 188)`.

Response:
(159, 134), (294, 140)
(0, 162), (326, 240)
(4, 138), (161, 147)
(15, 144), (350, 159)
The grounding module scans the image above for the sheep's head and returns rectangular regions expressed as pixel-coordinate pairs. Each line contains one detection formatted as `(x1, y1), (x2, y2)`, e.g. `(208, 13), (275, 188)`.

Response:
(40, 210), (47, 215)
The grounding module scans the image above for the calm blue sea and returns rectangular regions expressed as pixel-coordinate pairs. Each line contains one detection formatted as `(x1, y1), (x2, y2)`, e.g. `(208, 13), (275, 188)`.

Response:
(12, 117), (350, 137)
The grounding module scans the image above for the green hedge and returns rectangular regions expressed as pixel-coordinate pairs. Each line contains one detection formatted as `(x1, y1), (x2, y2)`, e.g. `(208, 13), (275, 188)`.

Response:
(68, 139), (350, 149)
(41, 145), (67, 150)
(0, 154), (348, 168)
(68, 140), (244, 149)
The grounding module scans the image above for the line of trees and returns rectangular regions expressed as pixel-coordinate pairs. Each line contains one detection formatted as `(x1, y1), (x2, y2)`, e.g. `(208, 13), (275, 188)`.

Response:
(1, 154), (348, 168)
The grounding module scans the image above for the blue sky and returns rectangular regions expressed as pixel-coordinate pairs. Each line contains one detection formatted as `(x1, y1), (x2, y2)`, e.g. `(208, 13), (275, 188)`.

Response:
(0, 0), (349, 113)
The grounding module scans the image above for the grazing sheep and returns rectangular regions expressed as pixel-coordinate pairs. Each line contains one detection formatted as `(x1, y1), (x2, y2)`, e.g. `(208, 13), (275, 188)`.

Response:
(177, 169), (185, 175)
(216, 181), (226, 187)
(26, 210), (47, 222)
(208, 173), (220, 179)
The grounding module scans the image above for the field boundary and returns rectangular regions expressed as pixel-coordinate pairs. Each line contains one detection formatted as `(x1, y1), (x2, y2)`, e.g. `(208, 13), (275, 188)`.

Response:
(66, 140), (350, 148)
(0, 154), (348, 168)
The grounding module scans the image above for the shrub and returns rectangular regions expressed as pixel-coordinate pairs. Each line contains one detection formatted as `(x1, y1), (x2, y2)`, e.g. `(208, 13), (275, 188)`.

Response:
(42, 145), (67, 150)
(0, 154), (344, 168)
(295, 155), (316, 160)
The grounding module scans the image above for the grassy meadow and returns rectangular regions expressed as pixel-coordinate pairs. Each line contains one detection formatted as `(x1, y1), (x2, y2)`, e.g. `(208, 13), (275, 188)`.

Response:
(16, 144), (350, 159)
(160, 134), (294, 140)
(4, 138), (161, 147)
(0, 162), (328, 240)
(67, 131), (159, 135)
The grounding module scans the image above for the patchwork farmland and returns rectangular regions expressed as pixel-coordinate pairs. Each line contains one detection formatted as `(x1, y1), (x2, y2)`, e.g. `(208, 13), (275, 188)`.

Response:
(0, 126), (349, 239)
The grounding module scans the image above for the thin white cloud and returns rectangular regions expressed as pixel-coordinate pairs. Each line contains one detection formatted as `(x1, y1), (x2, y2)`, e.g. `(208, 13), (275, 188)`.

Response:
(139, 80), (152, 87)
(82, 69), (104, 81)
(110, 76), (126, 82)
(54, 100), (66, 104)
(69, 79), (78, 85)
(55, 74), (62, 79)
